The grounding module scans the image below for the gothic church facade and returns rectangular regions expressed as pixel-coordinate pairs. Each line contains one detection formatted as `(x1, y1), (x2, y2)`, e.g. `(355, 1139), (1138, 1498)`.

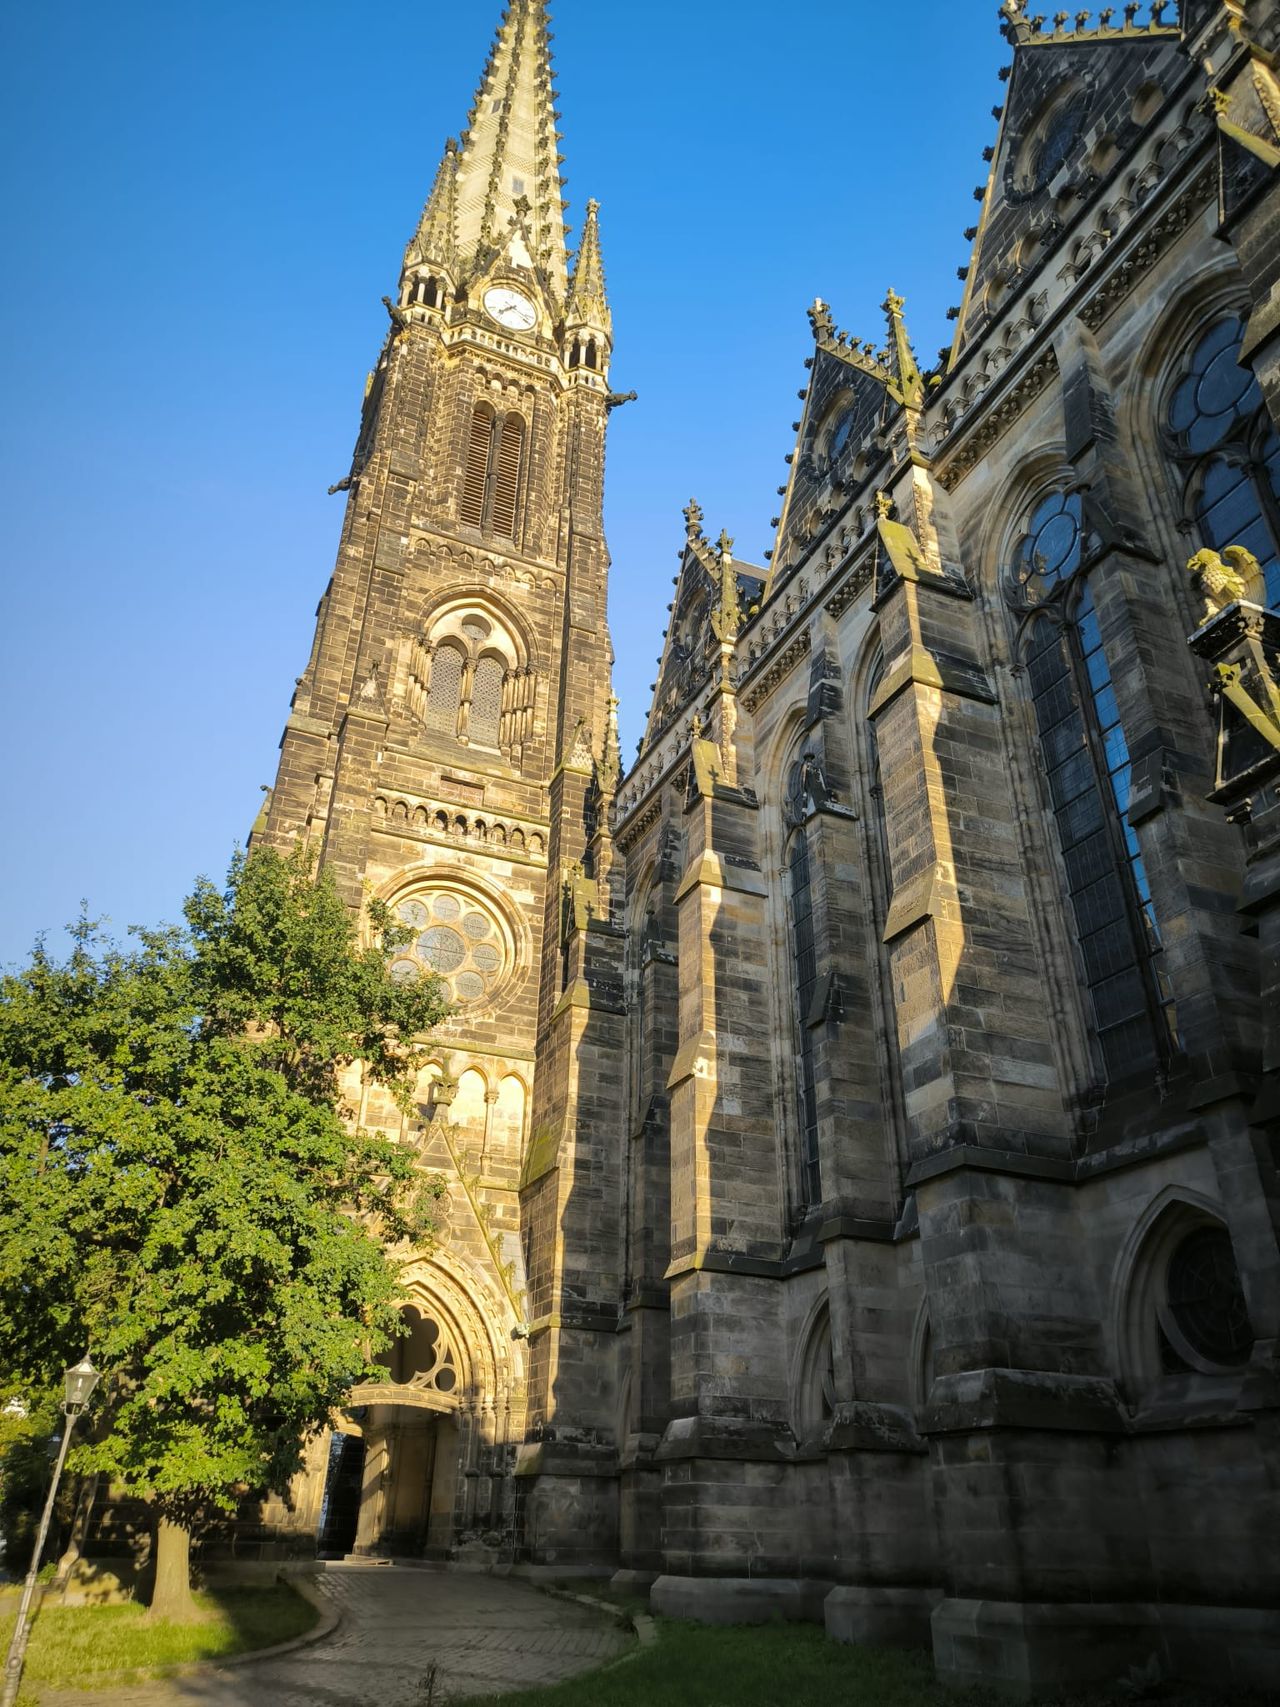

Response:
(252, 0), (1280, 1691)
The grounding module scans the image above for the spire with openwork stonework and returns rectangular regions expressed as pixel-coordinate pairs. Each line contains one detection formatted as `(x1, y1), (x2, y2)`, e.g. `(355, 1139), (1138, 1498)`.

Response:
(452, 0), (569, 299)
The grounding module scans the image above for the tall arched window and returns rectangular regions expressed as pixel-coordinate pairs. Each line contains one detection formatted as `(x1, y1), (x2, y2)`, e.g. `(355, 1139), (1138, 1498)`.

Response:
(458, 403), (526, 539)
(784, 758), (822, 1207)
(469, 655), (505, 748)
(490, 414), (525, 538)
(461, 403), (495, 529)
(1166, 313), (1280, 609)
(1010, 490), (1176, 1084)
(425, 642), (464, 736)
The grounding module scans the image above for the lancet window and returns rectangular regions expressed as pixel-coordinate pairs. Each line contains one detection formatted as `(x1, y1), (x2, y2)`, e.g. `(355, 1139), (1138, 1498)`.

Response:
(460, 402), (527, 540)
(1165, 313), (1280, 610)
(1009, 489), (1176, 1084)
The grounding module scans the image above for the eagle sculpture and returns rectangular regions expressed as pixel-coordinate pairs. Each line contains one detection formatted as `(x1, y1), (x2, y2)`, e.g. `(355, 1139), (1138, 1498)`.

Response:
(1187, 545), (1266, 619)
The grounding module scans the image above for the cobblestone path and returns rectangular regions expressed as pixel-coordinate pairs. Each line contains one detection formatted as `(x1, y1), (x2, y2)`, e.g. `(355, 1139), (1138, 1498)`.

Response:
(38, 1566), (632, 1706)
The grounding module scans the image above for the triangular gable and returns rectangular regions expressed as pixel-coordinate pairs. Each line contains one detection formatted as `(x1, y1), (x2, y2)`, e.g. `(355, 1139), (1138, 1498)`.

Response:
(951, 20), (1185, 361)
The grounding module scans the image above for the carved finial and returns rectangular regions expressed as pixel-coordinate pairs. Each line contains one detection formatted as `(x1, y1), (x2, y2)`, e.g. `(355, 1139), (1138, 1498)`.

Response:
(875, 490), (894, 519)
(683, 498), (705, 542)
(809, 297), (835, 341)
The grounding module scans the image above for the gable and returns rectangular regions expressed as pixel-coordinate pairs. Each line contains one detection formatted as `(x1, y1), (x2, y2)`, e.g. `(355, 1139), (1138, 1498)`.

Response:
(953, 29), (1187, 358)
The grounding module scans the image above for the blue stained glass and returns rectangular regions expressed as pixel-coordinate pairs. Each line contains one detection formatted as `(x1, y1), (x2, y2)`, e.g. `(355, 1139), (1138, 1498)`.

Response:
(1103, 727), (1129, 776)
(1173, 318), (1280, 616)
(1091, 683), (1121, 733)
(1018, 524), (1172, 1077)
(1168, 377), (1198, 434)
(1196, 344), (1257, 423)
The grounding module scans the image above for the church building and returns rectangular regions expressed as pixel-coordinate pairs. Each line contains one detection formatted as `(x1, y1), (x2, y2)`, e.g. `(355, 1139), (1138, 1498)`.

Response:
(249, 0), (1280, 1691)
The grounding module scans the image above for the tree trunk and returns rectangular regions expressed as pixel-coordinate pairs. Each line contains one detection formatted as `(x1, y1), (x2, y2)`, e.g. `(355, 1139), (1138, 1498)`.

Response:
(145, 1513), (199, 1623)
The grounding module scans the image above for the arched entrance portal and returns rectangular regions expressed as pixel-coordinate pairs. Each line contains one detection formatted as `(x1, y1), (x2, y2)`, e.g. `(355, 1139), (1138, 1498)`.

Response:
(314, 1264), (521, 1560)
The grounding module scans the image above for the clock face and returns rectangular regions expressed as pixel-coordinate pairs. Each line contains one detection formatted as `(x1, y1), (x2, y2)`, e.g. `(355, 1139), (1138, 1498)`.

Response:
(483, 287), (537, 331)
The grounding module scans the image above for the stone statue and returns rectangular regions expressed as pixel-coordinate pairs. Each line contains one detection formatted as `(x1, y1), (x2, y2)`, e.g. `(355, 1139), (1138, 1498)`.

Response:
(1187, 545), (1266, 618)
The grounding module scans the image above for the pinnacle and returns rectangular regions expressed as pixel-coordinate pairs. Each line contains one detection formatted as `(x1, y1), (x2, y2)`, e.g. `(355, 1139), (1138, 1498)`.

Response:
(882, 286), (924, 409)
(566, 196), (611, 334)
(405, 137), (460, 273)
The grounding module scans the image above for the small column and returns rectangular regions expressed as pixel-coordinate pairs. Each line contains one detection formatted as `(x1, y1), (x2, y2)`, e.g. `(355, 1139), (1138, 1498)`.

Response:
(352, 1424), (389, 1556)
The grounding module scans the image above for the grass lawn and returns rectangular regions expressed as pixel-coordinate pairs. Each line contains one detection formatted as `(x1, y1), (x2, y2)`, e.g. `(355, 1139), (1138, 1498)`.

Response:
(466, 1620), (1278, 1707)
(0, 1581), (317, 1692)
(467, 1624), (952, 1707)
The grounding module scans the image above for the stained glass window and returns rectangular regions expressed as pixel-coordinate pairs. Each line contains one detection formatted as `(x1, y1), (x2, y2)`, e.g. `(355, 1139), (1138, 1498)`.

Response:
(1168, 314), (1280, 609)
(1166, 1226), (1253, 1369)
(391, 891), (506, 1008)
(1013, 492), (1175, 1082)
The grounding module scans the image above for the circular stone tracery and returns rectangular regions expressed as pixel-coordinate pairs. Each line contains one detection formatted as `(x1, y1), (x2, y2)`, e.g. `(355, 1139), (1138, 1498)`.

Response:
(390, 891), (508, 1007)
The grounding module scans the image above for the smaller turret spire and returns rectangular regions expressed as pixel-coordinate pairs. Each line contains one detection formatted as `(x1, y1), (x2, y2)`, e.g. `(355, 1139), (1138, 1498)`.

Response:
(566, 198), (612, 337)
(882, 287), (924, 409)
(406, 137), (460, 273)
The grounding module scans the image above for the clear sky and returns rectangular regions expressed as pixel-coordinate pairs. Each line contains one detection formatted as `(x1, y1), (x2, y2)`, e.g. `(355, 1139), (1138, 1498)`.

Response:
(0, 1), (1005, 964)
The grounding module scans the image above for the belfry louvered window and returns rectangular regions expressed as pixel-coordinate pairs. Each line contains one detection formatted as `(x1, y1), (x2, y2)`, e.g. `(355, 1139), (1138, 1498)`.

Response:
(459, 403), (526, 540)
(1166, 313), (1280, 610)
(461, 405), (494, 530)
(1010, 491), (1177, 1084)
(490, 415), (524, 538)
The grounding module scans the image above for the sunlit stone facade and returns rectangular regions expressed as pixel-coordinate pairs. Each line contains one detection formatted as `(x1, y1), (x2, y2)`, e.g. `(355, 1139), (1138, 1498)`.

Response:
(251, 0), (1280, 1691)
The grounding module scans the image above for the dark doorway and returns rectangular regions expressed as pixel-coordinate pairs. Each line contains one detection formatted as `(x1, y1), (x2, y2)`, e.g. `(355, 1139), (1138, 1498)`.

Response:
(317, 1432), (365, 1558)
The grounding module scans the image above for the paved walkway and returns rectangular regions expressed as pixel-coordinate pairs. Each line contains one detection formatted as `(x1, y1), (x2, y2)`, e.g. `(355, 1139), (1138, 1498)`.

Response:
(40, 1566), (632, 1706)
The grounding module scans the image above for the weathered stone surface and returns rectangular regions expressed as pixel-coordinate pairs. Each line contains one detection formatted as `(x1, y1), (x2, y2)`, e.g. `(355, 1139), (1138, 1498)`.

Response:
(225, 1), (1280, 1695)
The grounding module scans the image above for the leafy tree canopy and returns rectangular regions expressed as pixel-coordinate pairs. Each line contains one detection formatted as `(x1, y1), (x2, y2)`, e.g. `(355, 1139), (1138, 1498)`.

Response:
(0, 846), (449, 1609)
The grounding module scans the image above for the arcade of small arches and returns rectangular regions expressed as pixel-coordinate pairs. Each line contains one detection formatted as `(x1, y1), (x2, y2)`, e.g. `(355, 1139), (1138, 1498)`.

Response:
(372, 794), (547, 860)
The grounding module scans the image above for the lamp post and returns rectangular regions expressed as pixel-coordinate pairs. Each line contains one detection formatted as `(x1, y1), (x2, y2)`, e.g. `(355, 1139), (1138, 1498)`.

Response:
(0, 1357), (100, 1707)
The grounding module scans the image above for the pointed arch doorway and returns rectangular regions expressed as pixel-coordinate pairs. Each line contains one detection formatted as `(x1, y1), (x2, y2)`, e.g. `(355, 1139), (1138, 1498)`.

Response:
(315, 1266), (519, 1560)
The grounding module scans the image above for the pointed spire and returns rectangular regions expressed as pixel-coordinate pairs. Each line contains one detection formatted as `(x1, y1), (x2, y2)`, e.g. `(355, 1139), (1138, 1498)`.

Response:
(453, 0), (569, 299)
(406, 137), (459, 272)
(882, 287), (925, 408)
(566, 197), (611, 336)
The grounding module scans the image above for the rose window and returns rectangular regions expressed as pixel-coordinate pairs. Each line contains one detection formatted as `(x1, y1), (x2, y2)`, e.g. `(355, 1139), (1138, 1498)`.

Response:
(390, 892), (507, 1006)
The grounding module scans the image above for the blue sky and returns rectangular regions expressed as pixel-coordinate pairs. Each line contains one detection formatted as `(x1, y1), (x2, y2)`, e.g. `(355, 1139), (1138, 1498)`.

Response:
(0, 1), (1004, 963)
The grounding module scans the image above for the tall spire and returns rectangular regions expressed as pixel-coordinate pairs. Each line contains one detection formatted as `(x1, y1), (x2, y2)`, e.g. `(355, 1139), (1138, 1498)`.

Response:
(454, 1), (569, 299)
(406, 137), (459, 273)
(566, 198), (611, 337)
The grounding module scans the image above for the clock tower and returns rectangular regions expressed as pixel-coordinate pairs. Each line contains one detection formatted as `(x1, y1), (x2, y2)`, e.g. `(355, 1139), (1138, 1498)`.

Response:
(255, 0), (623, 1562)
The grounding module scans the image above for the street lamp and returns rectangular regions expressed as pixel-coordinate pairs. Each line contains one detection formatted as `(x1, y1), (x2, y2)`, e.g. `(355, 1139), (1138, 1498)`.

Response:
(0, 1356), (101, 1707)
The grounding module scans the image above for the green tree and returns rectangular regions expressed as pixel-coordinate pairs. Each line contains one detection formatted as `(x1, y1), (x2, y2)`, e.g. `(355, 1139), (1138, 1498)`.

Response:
(0, 847), (449, 1620)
